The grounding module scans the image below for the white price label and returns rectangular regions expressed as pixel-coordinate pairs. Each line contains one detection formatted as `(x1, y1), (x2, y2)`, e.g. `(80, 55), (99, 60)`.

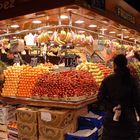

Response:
(41, 112), (52, 122)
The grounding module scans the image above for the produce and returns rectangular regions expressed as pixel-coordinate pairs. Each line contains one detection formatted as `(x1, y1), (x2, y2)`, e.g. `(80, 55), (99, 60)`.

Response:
(37, 29), (94, 46)
(32, 70), (98, 101)
(2, 65), (27, 96)
(128, 62), (140, 80)
(37, 32), (51, 43)
(76, 62), (104, 86)
(2, 65), (51, 97)
(96, 63), (112, 77)
(17, 64), (50, 97)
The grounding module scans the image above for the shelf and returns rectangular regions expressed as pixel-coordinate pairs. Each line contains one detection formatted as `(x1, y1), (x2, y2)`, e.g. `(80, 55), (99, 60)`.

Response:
(0, 96), (97, 109)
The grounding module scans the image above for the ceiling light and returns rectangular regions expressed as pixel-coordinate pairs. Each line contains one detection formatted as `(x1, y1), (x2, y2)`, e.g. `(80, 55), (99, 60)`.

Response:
(78, 30), (85, 33)
(102, 20), (108, 24)
(10, 25), (19, 28)
(89, 24), (97, 28)
(60, 15), (68, 19)
(109, 31), (116, 34)
(98, 35), (104, 38)
(117, 34), (122, 36)
(47, 31), (53, 34)
(122, 28), (127, 31)
(75, 20), (84, 24)
(124, 36), (129, 38)
(100, 28), (107, 31)
(129, 38), (135, 40)
(32, 20), (42, 24)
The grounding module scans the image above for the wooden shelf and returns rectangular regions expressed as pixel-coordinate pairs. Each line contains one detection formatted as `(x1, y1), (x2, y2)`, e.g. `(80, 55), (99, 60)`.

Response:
(0, 96), (97, 109)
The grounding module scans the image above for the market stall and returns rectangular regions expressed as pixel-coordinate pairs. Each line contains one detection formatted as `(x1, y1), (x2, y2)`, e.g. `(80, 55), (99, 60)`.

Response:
(0, 0), (139, 140)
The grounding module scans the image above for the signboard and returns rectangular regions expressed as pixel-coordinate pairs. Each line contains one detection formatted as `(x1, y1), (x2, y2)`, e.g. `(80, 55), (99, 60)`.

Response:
(84, 0), (105, 11)
(91, 0), (105, 10)
(0, 0), (75, 20)
(116, 6), (136, 24)
(64, 54), (78, 67)
(30, 57), (38, 67)
(13, 54), (20, 64)
(10, 39), (18, 52)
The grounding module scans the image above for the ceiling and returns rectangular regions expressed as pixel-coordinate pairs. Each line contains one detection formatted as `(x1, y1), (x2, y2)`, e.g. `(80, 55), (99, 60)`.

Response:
(124, 0), (140, 12)
(0, 5), (139, 44)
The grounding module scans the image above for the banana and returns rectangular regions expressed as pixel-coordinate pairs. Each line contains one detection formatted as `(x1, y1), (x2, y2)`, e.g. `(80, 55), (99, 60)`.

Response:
(64, 31), (72, 42)
(54, 35), (65, 46)
(59, 30), (67, 41)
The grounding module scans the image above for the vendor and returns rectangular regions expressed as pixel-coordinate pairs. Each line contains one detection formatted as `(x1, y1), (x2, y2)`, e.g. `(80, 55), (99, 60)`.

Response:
(0, 49), (14, 65)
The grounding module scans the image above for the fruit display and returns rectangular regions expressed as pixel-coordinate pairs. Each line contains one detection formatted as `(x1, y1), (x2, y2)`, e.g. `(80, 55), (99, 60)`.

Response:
(32, 70), (98, 101)
(17, 65), (50, 97)
(37, 29), (94, 46)
(76, 62), (105, 86)
(128, 62), (140, 80)
(2, 65), (27, 96)
(1, 65), (51, 97)
(96, 63), (112, 77)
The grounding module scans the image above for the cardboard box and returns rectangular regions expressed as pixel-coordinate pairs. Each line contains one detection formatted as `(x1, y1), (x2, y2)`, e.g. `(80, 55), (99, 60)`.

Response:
(39, 123), (76, 140)
(0, 124), (7, 132)
(0, 131), (8, 139)
(17, 107), (38, 124)
(38, 108), (74, 128)
(17, 123), (38, 138)
(74, 106), (88, 119)
(18, 135), (38, 140)
(73, 106), (88, 130)
(0, 105), (16, 124)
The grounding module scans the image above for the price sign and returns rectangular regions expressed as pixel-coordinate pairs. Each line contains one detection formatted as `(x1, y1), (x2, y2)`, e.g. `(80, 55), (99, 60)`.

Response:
(13, 54), (20, 64)
(30, 57), (38, 67)
(0, 0), (15, 11)
(64, 54), (77, 67)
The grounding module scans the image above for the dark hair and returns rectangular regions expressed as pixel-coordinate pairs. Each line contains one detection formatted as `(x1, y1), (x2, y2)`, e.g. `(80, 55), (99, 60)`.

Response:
(113, 54), (130, 80)
(113, 54), (128, 69)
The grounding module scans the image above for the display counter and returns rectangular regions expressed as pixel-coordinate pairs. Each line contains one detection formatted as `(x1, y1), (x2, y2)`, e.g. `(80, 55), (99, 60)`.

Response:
(0, 95), (97, 109)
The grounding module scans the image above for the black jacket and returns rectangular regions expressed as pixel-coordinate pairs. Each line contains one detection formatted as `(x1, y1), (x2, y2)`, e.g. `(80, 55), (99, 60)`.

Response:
(98, 73), (140, 140)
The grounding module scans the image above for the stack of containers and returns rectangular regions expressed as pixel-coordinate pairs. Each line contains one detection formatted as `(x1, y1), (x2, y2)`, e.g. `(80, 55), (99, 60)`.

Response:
(38, 108), (77, 140)
(66, 128), (98, 140)
(66, 111), (105, 140)
(16, 107), (38, 140)
(78, 112), (104, 139)
(8, 122), (18, 140)
(0, 105), (16, 140)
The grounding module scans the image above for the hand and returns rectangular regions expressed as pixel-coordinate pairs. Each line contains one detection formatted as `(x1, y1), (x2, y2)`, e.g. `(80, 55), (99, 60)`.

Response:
(113, 104), (121, 112)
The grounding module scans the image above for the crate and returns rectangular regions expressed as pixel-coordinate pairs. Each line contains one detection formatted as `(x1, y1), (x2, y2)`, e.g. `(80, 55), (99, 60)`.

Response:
(78, 116), (103, 130)
(66, 128), (98, 140)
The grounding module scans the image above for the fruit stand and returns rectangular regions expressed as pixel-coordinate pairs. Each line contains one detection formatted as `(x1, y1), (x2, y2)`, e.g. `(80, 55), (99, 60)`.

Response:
(0, 0), (139, 140)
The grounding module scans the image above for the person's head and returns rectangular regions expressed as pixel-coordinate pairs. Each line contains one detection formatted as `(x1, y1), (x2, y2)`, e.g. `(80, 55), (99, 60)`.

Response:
(113, 54), (128, 73)
(5, 49), (14, 60)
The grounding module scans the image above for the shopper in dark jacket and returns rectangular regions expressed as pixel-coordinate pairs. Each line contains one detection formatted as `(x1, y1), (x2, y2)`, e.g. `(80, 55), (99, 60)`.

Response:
(98, 54), (140, 140)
